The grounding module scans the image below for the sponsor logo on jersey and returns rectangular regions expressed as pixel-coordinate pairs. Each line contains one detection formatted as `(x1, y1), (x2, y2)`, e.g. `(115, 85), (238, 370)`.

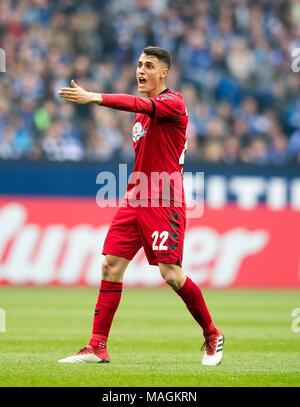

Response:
(132, 122), (147, 142)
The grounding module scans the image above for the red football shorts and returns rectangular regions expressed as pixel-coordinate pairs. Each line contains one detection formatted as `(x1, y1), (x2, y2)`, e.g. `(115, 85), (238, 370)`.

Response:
(102, 199), (186, 266)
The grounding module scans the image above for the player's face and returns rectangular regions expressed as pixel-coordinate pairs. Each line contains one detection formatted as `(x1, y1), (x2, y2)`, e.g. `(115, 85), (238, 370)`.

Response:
(136, 54), (168, 97)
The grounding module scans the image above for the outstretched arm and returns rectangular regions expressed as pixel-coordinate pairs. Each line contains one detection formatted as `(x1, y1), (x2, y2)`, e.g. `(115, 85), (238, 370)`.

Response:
(58, 80), (153, 115)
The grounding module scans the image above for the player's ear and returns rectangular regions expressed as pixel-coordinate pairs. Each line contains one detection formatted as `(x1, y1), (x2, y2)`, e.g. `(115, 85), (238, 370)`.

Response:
(161, 68), (168, 79)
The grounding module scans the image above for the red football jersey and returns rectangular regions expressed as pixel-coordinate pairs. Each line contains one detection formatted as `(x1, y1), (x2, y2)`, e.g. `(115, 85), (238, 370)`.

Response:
(126, 89), (188, 205)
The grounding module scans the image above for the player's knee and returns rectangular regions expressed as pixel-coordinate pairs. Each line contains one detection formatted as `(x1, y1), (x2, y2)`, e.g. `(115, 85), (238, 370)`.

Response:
(160, 263), (186, 290)
(101, 257), (123, 281)
(164, 274), (177, 289)
(162, 270), (181, 290)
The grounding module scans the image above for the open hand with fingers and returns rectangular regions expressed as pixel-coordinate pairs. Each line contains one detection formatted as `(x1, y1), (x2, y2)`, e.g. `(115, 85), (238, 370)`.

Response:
(58, 80), (102, 104)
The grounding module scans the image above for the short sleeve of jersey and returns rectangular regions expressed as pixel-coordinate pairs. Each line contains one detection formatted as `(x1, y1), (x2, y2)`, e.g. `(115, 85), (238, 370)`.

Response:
(150, 91), (185, 119)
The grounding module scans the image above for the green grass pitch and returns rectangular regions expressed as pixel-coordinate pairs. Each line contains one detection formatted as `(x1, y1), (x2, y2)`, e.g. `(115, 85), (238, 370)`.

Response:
(0, 286), (299, 387)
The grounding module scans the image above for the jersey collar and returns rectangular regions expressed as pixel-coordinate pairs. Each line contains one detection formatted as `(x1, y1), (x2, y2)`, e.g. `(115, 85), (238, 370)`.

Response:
(159, 88), (169, 95)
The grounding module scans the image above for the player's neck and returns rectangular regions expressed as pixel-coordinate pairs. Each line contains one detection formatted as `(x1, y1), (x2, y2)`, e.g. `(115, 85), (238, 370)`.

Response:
(145, 83), (167, 98)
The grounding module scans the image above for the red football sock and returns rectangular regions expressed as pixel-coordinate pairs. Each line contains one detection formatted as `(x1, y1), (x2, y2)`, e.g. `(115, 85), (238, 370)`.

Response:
(89, 280), (123, 348)
(176, 276), (218, 337)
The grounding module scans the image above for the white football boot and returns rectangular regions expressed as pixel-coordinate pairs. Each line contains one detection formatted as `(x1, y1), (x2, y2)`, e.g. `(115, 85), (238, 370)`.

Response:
(58, 345), (109, 364)
(202, 330), (224, 366)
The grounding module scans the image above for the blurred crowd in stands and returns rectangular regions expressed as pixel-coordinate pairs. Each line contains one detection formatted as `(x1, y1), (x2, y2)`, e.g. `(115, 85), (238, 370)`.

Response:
(1, 0), (300, 165)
